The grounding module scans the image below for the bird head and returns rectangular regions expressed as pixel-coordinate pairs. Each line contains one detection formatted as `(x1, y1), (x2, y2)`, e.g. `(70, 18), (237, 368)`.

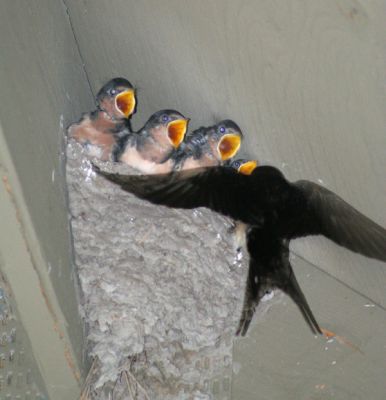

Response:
(230, 159), (259, 175)
(96, 77), (137, 120)
(208, 120), (243, 161)
(145, 109), (189, 149)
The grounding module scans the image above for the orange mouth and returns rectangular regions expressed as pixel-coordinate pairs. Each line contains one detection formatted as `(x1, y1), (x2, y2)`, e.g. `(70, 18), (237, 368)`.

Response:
(115, 89), (136, 117)
(217, 134), (241, 160)
(238, 160), (258, 175)
(167, 119), (189, 148)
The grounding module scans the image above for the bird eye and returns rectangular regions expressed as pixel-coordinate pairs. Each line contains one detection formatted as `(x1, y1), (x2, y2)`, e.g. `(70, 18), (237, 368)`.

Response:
(162, 114), (170, 122)
(110, 89), (117, 96)
(219, 126), (226, 134)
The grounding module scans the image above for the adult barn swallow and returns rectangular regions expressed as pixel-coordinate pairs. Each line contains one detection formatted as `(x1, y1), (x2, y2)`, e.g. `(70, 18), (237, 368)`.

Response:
(114, 110), (189, 174)
(227, 159), (314, 336)
(236, 227), (322, 335)
(94, 165), (386, 334)
(172, 120), (243, 170)
(68, 77), (136, 160)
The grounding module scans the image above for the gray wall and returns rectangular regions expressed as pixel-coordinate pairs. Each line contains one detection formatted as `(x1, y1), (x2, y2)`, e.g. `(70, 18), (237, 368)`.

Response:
(66, 1), (386, 398)
(0, 0), (93, 389)
(66, 0), (386, 302)
(1, 0), (385, 398)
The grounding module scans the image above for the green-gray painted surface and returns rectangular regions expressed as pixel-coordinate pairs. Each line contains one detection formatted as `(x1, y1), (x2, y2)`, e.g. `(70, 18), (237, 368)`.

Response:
(0, 0), (94, 396)
(1, 0), (385, 398)
(65, 0), (386, 397)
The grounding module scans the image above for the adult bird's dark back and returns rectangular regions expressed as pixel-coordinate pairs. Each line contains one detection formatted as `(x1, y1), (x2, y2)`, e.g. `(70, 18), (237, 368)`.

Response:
(94, 164), (386, 334)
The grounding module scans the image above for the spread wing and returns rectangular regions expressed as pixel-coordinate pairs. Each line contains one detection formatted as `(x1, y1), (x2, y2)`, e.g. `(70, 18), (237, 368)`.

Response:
(296, 180), (386, 262)
(94, 165), (263, 224)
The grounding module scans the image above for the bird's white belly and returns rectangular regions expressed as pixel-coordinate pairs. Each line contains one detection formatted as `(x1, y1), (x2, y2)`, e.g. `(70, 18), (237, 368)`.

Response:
(120, 147), (172, 174)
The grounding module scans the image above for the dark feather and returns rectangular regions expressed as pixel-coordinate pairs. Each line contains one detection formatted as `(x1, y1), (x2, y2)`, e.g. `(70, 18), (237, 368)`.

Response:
(94, 163), (386, 335)
(295, 180), (386, 262)
(237, 228), (322, 336)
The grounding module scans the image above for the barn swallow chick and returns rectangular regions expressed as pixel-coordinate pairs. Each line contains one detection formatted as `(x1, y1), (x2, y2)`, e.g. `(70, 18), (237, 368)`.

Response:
(96, 77), (137, 123)
(94, 164), (386, 336)
(173, 120), (243, 170)
(230, 159), (259, 175)
(68, 77), (136, 160)
(114, 110), (189, 174)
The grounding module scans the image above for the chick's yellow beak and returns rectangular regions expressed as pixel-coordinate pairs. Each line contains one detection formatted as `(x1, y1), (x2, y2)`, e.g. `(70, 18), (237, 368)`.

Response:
(167, 119), (189, 148)
(218, 134), (241, 160)
(238, 160), (258, 175)
(115, 89), (136, 117)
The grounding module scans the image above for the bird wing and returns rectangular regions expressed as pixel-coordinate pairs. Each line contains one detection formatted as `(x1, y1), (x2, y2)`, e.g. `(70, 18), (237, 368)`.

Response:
(295, 180), (386, 262)
(94, 165), (263, 224)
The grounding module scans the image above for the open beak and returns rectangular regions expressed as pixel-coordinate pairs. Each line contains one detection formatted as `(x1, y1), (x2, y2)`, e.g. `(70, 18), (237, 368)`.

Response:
(167, 119), (189, 148)
(238, 160), (258, 175)
(115, 89), (136, 117)
(217, 134), (241, 160)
